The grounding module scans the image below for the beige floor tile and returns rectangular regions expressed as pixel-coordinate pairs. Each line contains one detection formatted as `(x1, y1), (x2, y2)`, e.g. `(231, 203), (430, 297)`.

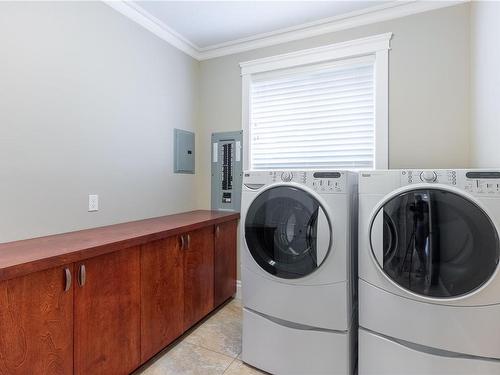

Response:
(140, 341), (234, 375)
(223, 299), (243, 317)
(185, 300), (242, 358)
(223, 359), (268, 375)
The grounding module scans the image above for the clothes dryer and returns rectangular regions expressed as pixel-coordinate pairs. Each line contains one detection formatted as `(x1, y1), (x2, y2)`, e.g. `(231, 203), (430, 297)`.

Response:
(359, 170), (500, 374)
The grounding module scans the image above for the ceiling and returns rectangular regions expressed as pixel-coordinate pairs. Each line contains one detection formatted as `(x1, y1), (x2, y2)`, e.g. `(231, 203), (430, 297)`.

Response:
(107, 1), (461, 60)
(134, 1), (388, 49)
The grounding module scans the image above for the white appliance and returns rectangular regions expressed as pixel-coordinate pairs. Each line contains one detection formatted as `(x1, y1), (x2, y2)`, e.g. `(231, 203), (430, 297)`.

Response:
(241, 170), (358, 375)
(358, 169), (500, 374)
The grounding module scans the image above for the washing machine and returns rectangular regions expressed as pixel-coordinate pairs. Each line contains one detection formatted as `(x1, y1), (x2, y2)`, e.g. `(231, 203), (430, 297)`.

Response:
(241, 170), (358, 375)
(358, 169), (500, 374)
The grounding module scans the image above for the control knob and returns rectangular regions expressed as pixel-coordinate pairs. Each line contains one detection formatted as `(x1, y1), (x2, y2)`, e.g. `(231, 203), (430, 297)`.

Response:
(420, 171), (437, 183)
(281, 172), (293, 182)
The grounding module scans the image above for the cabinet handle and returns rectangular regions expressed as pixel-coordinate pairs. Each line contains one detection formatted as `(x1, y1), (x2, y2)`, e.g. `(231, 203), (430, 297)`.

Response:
(64, 268), (72, 292)
(215, 225), (220, 238)
(180, 235), (185, 250)
(187, 234), (191, 249)
(78, 264), (86, 287)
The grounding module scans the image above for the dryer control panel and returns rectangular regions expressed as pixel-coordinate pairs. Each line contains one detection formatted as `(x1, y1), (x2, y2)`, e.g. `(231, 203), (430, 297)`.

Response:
(401, 170), (457, 186)
(399, 170), (500, 196)
(243, 170), (347, 194)
(464, 171), (500, 195)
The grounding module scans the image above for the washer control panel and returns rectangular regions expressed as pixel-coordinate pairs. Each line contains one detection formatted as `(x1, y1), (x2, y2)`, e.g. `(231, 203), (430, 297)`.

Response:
(311, 171), (345, 193)
(245, 170), (347, 193)
(269, 171), (307, 184)
(464, 171), (500, 195)
(401, 170), (457, 186)
(280, 171), (293, 182)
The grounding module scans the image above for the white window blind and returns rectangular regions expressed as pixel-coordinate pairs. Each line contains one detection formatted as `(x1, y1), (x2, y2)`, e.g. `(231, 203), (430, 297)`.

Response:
(250, 57), (375, 170)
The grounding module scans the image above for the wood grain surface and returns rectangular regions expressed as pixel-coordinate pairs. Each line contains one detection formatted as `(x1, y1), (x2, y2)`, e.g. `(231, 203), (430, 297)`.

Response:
(74, 247), (141, 375)
(140, 236), (184, 362)
(214, 220), (238, 307)
(183, 226), (215, 330)
(0, 210), (239, 283)
(0, 265), (73, 374)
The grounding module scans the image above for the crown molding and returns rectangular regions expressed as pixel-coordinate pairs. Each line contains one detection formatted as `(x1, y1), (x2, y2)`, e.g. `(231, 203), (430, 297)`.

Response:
(104, 1), (465, 61)
(104, 1), (201, 59)
(200, 1), (464, 60)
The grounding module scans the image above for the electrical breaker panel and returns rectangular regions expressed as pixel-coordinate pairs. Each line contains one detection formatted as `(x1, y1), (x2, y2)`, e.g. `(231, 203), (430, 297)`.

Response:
(211, 131), (243, 212)
(174, 128), (195, 174)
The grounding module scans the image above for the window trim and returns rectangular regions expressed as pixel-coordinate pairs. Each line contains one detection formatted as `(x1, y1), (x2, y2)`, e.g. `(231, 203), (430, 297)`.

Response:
(240, 32), (392, 170)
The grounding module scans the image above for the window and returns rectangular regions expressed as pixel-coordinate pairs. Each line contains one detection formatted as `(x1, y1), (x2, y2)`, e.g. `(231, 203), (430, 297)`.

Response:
(240, 33), (391, 170)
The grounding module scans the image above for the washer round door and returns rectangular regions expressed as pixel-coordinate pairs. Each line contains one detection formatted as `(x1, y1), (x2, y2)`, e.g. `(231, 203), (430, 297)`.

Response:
(245, 185), (332, 279)
(370, 188), (500, 298)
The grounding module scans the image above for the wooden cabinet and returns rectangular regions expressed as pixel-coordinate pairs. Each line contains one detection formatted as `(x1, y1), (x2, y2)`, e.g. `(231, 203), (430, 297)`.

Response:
(183, 225), (215, 330)
(0, 265), (73, 375)
(0, 211), (238, 375)
(141, 236), (184, 361)
(214, 220), (238, 307)
(141, 221), (237, 357)
(74, 247), (141, 375)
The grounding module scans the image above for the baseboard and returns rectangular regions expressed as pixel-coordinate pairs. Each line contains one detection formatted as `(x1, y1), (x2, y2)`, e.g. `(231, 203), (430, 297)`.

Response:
(235, 280), (242, 300)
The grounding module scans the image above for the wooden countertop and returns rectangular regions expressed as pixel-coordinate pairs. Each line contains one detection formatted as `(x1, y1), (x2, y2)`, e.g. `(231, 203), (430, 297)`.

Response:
(0, 210), (239, 282)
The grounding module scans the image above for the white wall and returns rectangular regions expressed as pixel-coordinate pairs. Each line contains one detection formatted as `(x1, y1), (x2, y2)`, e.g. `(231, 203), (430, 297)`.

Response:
(196, 3), (471, 279)
(0, 2), (476, 255)
(0, 2), (199, 242)
(196, 3), (471, 209)
(470, 1), (500, 168)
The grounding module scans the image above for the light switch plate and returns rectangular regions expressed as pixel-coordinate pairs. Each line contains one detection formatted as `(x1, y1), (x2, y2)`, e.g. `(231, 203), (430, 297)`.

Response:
(88, 194), (99, 212)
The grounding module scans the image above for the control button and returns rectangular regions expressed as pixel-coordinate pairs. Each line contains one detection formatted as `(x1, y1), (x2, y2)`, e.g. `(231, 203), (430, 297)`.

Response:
(420, 171), (437, 183)
(281, 172), (293, 182)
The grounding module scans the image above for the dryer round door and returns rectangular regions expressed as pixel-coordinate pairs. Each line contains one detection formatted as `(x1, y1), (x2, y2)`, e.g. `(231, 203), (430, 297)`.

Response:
(370, 187), (500, 298)
(245, 185), (332, 279)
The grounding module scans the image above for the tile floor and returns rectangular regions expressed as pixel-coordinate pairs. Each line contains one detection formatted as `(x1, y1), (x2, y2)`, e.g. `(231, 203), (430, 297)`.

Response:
(136, 299), (267, 375)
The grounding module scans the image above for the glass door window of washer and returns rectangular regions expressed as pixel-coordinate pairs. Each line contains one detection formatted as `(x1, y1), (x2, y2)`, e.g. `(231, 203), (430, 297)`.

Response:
(370, 188), (500, 298)
(245, 186), (331, 279)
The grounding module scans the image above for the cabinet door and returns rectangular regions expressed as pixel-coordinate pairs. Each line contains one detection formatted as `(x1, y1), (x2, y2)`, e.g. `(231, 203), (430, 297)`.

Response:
(183, 225), (214, 330)
(0, 265), (73, 375)
(74, 247), (141, 375)
(214, 220), (238, 307)
(141, 236), (184, 361)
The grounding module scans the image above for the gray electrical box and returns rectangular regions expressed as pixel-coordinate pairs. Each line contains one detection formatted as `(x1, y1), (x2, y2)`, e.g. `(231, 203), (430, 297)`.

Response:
(211, 131), (243, 212)
(174, 128), (195, 174)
